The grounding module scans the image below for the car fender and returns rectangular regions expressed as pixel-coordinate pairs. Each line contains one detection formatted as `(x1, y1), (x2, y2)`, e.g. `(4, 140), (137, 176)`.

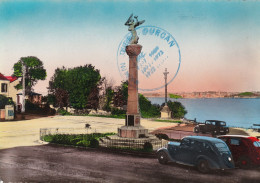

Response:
(195, 155), (220, 169)
(157, 148), (176, 163)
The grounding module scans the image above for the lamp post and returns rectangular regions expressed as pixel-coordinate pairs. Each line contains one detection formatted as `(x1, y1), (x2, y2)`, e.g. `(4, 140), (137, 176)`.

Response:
(21, 64), (26, 113)
(163, 68), (169, 106)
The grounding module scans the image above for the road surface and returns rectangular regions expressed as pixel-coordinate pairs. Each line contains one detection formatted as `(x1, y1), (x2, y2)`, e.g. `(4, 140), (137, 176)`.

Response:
(0, 145), (260, 183)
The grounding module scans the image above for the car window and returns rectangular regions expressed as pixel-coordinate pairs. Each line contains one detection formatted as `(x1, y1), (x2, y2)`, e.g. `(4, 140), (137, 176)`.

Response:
(253, 141), (260, 147)
(181, 139), (190, 147)
(206, 121), (213, 125)
(230, 139), (240, 145)
(215, 142), (229, 152)
(220, 122), (226, 126)
(197, 141), (212, 151)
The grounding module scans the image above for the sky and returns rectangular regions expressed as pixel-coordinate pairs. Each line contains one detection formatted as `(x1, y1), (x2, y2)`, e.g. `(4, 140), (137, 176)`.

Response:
(0, 0), (260, 95)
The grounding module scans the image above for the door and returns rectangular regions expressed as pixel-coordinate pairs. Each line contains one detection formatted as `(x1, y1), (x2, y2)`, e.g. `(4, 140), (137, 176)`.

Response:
(175, 139), (194, 164)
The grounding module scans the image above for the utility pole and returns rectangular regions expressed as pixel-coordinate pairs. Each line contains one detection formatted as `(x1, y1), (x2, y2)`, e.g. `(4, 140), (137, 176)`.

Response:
(21, 64), (26, 113)
(163, 68), (169, 106)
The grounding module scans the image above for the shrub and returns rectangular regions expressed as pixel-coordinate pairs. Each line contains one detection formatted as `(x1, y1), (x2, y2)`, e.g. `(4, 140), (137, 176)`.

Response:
(139, 94), (160, 118)
(143, 142), (153, 152)
(25, 100), (40, 111)
(167, 101), (187, 118)
(111, 108), (126, 115)
(89, 138), (99, 148)
(57, 108), (71, 115)
(0, 95), (13, 109)
(155, 133), (169, 140)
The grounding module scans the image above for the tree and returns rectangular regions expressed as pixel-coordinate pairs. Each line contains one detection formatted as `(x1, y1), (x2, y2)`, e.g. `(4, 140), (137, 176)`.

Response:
(48, 65), (101, 110)
(13, 56), (47, 93)
(166, 101), (187, 118)
(54, 88), (69, 109)
(113, 81), (128, 107)
(139, 94), (160, 118)
(103, 86), (114, 111)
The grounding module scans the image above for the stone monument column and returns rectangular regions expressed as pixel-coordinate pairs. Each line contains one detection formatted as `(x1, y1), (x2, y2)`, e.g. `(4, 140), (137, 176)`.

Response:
(118, 44), (148, 138)
(125, 44), (141, 126)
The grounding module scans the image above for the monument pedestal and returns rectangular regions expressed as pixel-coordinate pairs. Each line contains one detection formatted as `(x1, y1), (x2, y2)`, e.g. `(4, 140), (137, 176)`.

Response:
(118, 44), (149, 138)
(118, 126), (148, 138)
(160, 105), (172, 119)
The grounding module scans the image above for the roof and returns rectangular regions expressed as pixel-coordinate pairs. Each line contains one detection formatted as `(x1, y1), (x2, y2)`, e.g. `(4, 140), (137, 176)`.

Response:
(17, 92), (42, 96)
(218, 135), (259, 142)
(205, 120), (226, 122)
(5, 76), (18, 82)
(0, 73), (9, 81)
(185, 136), (224, 143)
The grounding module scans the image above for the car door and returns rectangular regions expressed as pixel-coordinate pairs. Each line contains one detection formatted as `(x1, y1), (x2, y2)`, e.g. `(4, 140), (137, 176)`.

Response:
(228, 138), (244, 161)
(174, 138), (194, 164)
(205, 121), (213, 132)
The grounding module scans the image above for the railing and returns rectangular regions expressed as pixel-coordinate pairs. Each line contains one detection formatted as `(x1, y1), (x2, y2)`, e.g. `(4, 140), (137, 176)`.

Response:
(39, 128), (168, 151)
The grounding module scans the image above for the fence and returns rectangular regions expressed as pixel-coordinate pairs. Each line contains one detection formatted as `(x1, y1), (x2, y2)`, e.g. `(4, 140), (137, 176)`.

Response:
(40, 128), (168, 151)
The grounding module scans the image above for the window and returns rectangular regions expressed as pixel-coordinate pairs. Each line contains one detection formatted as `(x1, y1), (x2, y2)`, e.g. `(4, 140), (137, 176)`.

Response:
(1, 83), (7, 93)
(206, 121), (212, 125)
(197, 141), (212, 151)
(230, 139), (240, 146)
(220, 121), (226, 126)
(181, 139), (190, 147)
(253, 141), (260, 147)
(215, 142), (229, 152)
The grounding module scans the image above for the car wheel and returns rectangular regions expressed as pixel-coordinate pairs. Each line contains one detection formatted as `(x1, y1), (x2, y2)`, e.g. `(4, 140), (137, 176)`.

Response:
(157, 151), (168, 165)
(197, 159), (210, 173)
(238, 157), (251, 169)
(194, 127), (200, 133)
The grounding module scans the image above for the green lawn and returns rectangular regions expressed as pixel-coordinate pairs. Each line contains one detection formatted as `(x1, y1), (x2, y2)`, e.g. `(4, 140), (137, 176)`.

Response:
(153, 119), (182, 123)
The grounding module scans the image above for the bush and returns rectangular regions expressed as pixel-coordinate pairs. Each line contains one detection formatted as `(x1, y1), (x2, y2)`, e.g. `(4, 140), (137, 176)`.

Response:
(0, 95), (13, 109)
(139, 94), (160, 118)
(42, 133), (115, 148)
(111, 108), (126, 115)
(25, 100), (40, 111)
(167, 101), (187, 118)
(143, 142), (153, 152)
(89, 138), (99, 148)
(57, 108), (71, 115)
(155, 133), (169, 140)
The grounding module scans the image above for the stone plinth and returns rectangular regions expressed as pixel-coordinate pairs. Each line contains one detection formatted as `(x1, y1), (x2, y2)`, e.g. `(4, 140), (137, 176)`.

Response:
(118, 126), (148, 138)
(160, 105), (172, 119)
(118, 44), (148, 138)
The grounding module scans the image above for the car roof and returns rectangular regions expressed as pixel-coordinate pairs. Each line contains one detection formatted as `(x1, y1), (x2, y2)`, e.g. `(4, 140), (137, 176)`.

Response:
(184, 136), (224, 143)
(218, 135), (259, 142)
(205, 120), (226, 122)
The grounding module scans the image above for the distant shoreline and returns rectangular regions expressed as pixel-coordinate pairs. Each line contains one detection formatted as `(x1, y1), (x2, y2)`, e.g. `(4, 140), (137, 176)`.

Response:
(142, 91), (260, 99)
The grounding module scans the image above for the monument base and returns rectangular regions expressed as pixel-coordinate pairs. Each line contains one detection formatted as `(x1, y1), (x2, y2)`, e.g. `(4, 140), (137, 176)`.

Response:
(160, 105), (172, 119)
(118, 126), (148, 138)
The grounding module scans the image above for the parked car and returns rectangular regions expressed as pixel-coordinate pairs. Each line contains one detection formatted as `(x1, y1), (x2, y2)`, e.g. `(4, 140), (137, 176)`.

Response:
(218, 135), (260, 168)
(157, 136), (235, 173)
(193, 120), (229, 136)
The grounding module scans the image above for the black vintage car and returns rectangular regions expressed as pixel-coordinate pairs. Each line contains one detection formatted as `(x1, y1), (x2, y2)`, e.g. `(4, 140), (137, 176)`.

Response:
(193, 120), (229, 136)
(157, 136), (235, 173)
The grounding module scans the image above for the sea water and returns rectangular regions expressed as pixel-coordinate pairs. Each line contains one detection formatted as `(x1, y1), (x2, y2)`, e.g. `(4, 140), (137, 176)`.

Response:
(148, 98), (260, 128)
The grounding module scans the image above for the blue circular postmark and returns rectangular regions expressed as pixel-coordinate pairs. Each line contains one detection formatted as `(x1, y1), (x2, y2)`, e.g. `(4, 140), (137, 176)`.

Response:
(117, 25), (181, 91)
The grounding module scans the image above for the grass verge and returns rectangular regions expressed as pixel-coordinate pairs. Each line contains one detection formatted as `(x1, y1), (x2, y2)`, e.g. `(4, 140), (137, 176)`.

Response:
(153, 119), (182, 123)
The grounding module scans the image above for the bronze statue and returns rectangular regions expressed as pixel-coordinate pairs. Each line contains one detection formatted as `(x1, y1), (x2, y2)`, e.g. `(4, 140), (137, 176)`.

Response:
(125, 14), (145, 44)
